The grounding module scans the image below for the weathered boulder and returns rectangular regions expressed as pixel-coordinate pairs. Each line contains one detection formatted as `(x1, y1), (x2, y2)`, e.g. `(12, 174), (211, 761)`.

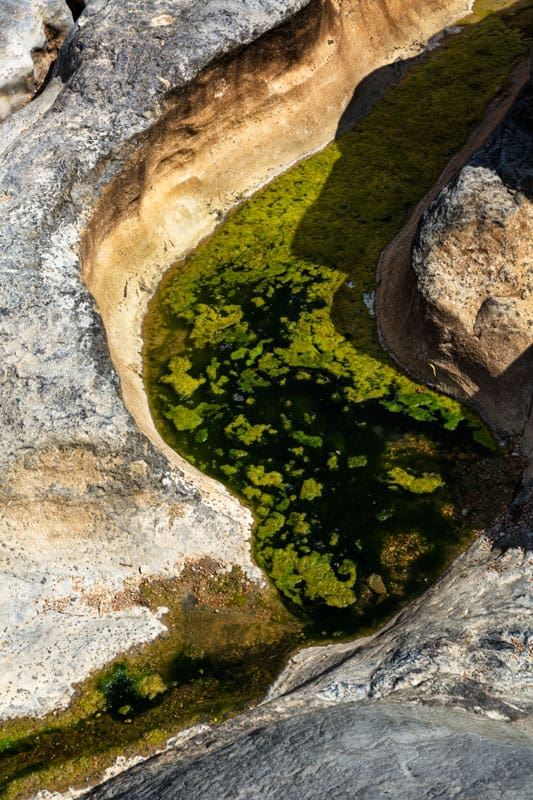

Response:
(0, 0), (73, 120)
(378, 63), (533, 456)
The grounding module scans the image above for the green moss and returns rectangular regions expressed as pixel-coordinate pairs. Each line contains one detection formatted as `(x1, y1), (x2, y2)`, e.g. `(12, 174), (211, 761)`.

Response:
(348, 455), (368, 469)
(165, 404), (203, 431)
(247, 465), (284, 487)
(386, 467), (445, 494)
(162, 355), (205, 398)
(299, 478), (323, 501)
(0, 566), (303, 800)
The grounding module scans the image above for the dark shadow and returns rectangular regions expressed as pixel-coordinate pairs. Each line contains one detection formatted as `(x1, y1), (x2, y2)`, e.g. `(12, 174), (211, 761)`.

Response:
(335, 53), (423, 136)
(289, 49), (443, 356)
(469, 76), (533, 200)
(65, 0), (86, 21)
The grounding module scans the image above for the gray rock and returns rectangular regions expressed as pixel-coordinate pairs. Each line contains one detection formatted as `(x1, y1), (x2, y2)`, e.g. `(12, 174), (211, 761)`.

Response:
(0, 0), (317, 719)
(408, 81), (533, 447)
(0, 0), (476, 722)
(86, 703), (533, 800)
(0, 0), (73, 120)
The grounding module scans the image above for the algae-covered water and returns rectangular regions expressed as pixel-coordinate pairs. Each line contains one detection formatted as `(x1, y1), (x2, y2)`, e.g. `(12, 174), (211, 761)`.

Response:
(144, 11), (528, 625)
(1, 4), (531, 799)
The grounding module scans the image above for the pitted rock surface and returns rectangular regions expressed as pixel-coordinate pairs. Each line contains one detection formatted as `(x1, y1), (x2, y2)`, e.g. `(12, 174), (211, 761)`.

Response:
(411, 79), (533, 445)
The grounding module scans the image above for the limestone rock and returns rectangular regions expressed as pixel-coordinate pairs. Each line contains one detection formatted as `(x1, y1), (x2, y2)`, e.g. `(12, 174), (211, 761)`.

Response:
(0, 0), (474, 722)
(0, 0), (316, 720)
(0, 0), (73, 120)
(377, 70), (533, 450)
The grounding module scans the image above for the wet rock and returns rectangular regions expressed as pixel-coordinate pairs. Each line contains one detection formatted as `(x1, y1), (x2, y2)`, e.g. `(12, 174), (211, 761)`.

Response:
(0, 0), (73, 120)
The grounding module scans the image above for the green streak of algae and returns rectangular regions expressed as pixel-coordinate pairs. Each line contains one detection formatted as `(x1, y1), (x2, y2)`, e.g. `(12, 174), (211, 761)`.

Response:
(1, 5), (531, 798)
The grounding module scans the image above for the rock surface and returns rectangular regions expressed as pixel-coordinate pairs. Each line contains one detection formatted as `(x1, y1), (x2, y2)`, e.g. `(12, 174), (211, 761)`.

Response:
(79, 32), (533, 800)
(85, 703), (533, 800)
(1, 0), (532, 797)
(0, 0), (73, 120)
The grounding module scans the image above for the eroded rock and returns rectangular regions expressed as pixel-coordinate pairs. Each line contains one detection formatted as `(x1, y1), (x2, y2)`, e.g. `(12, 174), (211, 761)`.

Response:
(411, 81), (533, 443)
(0, 0), (73, 120)
(1, 1), (532, 796)
(378, 63), (533, 452)
(84, 703), (533, 800)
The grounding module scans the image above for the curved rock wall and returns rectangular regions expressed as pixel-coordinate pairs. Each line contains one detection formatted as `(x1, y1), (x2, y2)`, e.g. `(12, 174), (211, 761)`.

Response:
(82, 0), (471, 471)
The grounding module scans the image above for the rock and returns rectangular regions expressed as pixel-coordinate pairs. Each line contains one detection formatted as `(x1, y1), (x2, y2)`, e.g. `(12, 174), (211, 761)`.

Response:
(0, 0), (73, 120)
(366, 572), (386, 594)
(411, 82), (533, 443)
(84, 703), (533, 800)
(378, 63), (533, 453)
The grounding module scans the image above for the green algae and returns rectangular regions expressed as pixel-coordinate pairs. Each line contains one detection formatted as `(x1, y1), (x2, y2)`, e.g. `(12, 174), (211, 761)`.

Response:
(0, 565), (303, 799)
(145, 12), (529, 616)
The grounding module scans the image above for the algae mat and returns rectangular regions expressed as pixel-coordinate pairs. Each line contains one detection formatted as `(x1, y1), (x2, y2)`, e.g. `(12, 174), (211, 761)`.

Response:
(145, 12), (529, 626)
